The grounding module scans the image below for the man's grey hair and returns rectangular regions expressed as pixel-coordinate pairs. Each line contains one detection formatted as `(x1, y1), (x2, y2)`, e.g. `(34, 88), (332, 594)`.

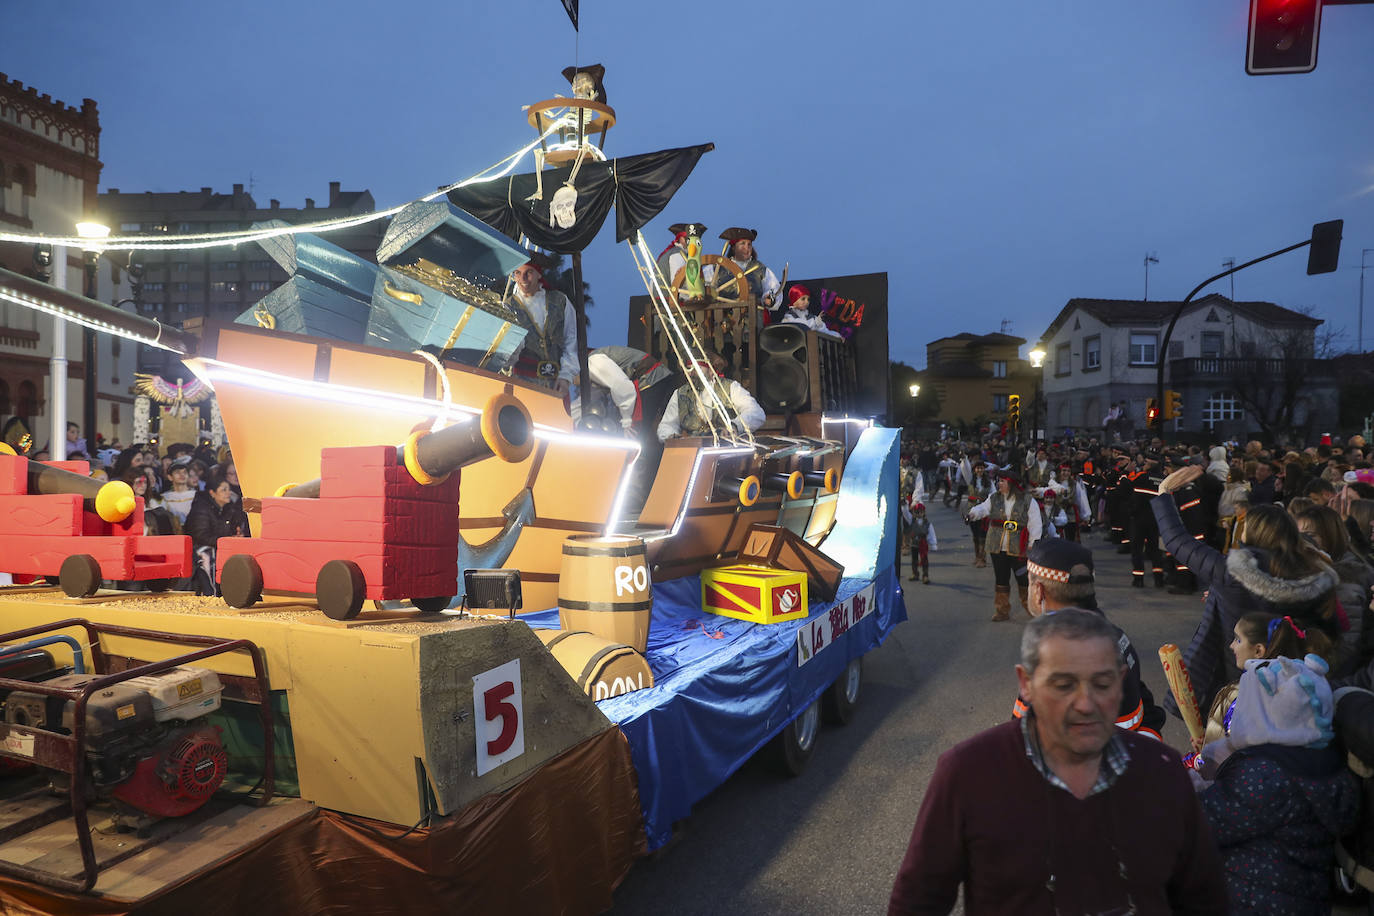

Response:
(1029, 571), (1096, 608)
(1020, 608), (1123, 675)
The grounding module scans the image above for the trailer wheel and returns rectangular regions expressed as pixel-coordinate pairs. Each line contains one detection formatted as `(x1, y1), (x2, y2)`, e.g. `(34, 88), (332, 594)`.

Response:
(317, 560), (366, 620)
(772, 698), (821, 777)
(411, 596), (452, 613)
(59, 555), (102, 599)
(822, 657), (863, 725)
(221, 555), (264, 608)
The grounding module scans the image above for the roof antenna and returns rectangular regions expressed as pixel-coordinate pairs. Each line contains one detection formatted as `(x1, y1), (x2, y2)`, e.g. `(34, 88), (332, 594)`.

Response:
(999, 319), (1013, 334)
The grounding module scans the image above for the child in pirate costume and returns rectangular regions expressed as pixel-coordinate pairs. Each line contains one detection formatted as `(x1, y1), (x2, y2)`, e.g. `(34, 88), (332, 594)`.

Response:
(778, 285), (830, 333)
(503, 255), (580, 397)
(656, 350), (765, 440)
(965, 470), (1043, 621)
(907, 502), (938, 584)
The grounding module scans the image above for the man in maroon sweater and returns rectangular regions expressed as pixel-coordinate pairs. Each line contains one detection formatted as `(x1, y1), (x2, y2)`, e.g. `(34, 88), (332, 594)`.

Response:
(888, 610), (1227, 915)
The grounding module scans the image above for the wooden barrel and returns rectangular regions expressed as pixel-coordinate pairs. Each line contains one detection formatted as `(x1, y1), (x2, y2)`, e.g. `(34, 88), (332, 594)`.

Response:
(534, 629), (655, 700)
(558, 535), (652, 653)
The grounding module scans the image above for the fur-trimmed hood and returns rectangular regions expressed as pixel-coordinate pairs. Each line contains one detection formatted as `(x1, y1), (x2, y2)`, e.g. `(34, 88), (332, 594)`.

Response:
(1226, 547), (1339, 611)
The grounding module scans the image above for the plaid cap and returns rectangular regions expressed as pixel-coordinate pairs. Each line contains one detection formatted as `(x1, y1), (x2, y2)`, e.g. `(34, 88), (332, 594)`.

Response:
(1026, 538), (1095, 585)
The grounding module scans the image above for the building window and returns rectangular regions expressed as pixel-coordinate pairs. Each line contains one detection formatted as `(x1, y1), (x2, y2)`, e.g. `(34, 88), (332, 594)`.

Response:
(175, 282), (189, 292)
(218, 260), (239, 271)
(120, 222), (141, 232)
(174, 262), (188, 272)
(209, 281), (238, 293)
(991, 360), (1007, 378)
(248, 281), (271, 292)
(1084, 336), (1101, 370)
(1055, 343), (1071, 377)
(1201, 332), (1224, 359)
(1129, 332), (1157, 366)
(993, 393), (1009, 412)
(249, 259), (273, 270)
(1202, 391), (1245, 430)
(174, 303), (190, 313)
(144, 282), (165, 292)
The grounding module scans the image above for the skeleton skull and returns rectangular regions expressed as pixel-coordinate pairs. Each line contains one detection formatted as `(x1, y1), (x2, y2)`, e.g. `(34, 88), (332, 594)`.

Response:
(571, 71), (597, 101)
(550, 184), (578, 229)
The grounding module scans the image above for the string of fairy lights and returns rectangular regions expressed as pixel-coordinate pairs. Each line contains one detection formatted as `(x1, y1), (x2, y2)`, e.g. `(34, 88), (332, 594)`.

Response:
(0, 121), (567, 253)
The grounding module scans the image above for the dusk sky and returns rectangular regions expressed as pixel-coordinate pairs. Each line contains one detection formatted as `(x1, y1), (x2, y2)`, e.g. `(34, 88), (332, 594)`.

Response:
(7, 0), (1374, 368)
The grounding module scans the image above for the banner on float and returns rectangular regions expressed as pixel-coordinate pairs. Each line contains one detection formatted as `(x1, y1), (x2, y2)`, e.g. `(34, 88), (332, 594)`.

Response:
(796, 583), (875, 667)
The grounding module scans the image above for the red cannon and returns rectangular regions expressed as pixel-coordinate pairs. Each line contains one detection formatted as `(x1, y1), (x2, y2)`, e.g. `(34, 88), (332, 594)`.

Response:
(0, 450), (190, 597)
(215, 392), (533, 620)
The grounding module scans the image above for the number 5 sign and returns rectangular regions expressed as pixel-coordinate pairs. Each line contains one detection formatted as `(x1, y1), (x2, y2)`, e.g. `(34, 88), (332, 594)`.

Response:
(473, 659), (525, 777)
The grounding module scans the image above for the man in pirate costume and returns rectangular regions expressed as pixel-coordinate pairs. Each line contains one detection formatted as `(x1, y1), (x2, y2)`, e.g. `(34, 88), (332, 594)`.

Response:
(1011, 538), (1166, 740)
(717, 228), (780, 309)
(655, 223), (714, 295)
(503, 255), (579, 398)
(577, 346), (676, 435)
(656, 349), (765, 440)
(965, 470), (1043, 621)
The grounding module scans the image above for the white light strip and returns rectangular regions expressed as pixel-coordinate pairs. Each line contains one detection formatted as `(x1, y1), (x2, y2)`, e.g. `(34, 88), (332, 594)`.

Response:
(602, 446), (642, 534)
(192, 357), (638, 450)
(822, 415), (876, 428)
(0, 285), (180, 352)
(0, 123), (564, 252)
(635, 445), (755, 542)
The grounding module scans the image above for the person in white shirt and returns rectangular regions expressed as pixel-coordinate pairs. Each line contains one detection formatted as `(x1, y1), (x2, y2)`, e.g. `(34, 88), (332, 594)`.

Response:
(504, 258), (580, 398)
(965, 471), (1043, 621)
(657, 351), (765, 441)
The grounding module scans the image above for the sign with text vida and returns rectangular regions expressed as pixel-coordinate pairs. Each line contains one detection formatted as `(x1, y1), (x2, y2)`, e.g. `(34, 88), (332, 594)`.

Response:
(796, 584), (876, 666)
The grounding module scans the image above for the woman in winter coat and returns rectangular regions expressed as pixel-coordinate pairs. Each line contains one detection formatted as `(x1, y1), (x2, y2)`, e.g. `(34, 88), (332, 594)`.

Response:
(183, 469), (249, 596)
(1298, 504), (1374, 673)
(1154, 465), (1339, 715)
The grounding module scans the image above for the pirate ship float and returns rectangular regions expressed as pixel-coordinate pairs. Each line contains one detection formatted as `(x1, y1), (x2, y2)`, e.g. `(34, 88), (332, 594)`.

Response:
(0, 69), (903, 914)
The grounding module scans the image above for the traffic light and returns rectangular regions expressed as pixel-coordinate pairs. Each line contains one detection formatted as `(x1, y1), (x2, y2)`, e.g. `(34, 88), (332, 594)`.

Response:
(1007, 394), (1021, 426)
(1164, 390), (1183, 421)
(1146, 398), (1161, 427)
(1247, 0), (1321, 75)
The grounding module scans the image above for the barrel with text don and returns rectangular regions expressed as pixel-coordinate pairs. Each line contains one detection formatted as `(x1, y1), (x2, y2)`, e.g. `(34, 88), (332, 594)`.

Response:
(535, 629), (655, 700)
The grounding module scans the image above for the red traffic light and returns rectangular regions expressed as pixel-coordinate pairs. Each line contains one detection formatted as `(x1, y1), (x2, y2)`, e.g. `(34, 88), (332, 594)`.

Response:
(1247, 0), (1321, 75)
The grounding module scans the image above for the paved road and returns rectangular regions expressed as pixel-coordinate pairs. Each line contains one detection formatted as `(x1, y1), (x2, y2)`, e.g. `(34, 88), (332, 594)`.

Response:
(606, 497), (1274, 915)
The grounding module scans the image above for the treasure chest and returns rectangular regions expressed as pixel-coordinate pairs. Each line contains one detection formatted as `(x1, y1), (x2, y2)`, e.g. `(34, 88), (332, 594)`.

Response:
(701, 564), (809, 625)
(369, 200), (532, 367)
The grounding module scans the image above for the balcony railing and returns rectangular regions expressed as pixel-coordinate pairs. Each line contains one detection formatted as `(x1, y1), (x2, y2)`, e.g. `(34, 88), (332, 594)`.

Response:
(1169, 357), (1333, 381)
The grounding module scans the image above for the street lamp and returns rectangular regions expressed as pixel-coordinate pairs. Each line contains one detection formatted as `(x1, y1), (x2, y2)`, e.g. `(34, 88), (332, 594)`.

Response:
(1028, 346), (1046, 445)
(76, 221), (109, 458)
(909, 383), (920, 398)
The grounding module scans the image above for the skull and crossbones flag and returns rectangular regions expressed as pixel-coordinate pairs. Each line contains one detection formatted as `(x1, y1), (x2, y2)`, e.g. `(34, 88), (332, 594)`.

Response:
(560, 0), (578, 29)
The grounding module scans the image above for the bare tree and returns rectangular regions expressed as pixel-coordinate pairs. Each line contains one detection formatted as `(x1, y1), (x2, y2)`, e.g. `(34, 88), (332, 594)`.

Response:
(1227, 311), (1323, 443)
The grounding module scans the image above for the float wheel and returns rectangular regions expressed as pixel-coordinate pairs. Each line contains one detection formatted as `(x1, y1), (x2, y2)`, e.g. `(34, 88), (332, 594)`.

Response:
(411, 596), (452, 613)
(59, 555), (102, 598)
(822, 656), (863, 726)
(221, 554), (264, 609)
(773, 698), (821, 777)
(317, 560), (366, 620)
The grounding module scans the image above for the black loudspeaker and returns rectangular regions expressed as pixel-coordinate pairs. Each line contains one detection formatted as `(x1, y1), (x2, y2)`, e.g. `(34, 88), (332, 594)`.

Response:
(757, 325), (811, 412)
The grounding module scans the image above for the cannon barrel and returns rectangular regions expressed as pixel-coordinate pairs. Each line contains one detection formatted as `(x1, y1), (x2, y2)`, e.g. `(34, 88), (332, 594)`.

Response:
(280, 392), (533, 499)
(760, 471), (804, 500)
(803, 467), (840, 494)
(715, 475), (761, 507)
(27, 460), (137, 523)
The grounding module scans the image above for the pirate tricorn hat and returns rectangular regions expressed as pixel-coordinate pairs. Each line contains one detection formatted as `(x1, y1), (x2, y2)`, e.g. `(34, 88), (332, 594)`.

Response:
(718, 227), (758, 243)
(561, 64), (607, 104)
(668, 223), (707, 236)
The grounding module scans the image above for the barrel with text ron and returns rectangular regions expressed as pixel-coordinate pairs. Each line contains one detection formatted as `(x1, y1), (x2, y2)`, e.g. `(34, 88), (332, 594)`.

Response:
(534, 629), (655, 701)
(557, 534), (653, 654)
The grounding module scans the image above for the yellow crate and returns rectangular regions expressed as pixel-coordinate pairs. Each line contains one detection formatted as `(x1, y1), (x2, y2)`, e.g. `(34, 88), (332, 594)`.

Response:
(701, 564), (809, 624)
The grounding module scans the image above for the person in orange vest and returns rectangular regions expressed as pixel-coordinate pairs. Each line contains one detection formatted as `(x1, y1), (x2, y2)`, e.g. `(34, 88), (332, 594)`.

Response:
(1012, 538), (1165, 740)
